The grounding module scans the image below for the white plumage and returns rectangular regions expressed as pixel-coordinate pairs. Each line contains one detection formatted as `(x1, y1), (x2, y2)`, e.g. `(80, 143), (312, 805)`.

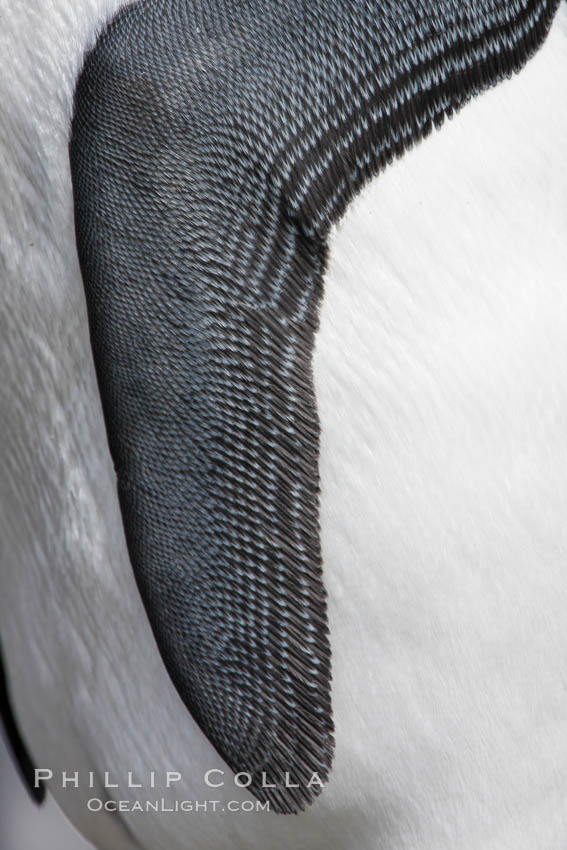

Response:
(1, 2), (567, 848)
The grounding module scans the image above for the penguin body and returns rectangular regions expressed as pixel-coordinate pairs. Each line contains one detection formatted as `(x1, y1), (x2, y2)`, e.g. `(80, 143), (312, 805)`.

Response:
(1, 1), (567, 848)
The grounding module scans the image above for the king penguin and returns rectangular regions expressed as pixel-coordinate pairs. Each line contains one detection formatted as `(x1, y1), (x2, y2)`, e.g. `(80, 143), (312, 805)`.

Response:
(1, 1), (567, 849)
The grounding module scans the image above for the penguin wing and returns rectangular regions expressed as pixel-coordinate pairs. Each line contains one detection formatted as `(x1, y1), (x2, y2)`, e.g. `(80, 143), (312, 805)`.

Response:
(69, 0), (560, 814)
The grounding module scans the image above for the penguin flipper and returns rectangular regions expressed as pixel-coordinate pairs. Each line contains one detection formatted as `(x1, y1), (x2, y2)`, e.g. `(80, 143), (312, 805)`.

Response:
(70, 9), (334, 816)
(69, 0), (560, 815)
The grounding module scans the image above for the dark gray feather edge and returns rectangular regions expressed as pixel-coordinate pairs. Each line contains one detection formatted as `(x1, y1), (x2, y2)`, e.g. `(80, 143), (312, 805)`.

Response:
(0, 643), (45, 804)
